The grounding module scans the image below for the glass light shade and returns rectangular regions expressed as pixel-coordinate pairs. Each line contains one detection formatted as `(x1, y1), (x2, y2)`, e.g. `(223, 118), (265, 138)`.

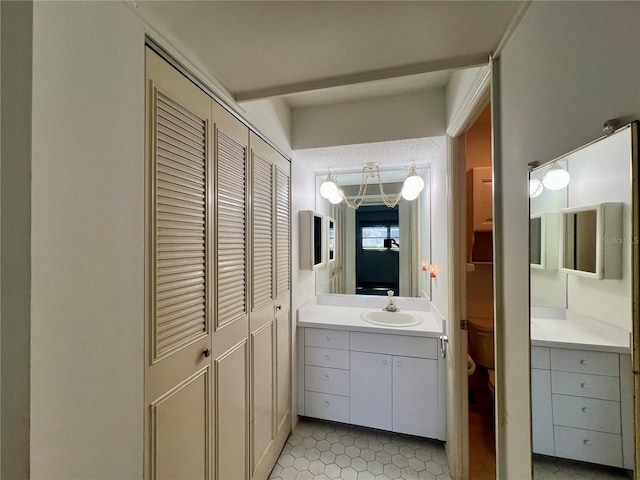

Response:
(542, 164), (570, 190)
(327, 190), (343, 204)
(401, 173), (424, 201)
(529, 178), (543, 198)
(320, 177), (340, 199)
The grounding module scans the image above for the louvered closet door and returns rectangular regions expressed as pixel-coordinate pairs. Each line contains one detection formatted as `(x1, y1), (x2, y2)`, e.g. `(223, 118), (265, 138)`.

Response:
(145, 48), (212, 480)
(273, 153), (291, 454)
(211, 102), (250, 480)
(249, 133), (276, 480)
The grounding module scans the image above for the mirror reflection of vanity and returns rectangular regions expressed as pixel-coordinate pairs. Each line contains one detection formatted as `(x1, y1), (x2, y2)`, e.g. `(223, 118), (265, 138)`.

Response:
(529, 123), (638, 475)
(313, 167), (432, 300)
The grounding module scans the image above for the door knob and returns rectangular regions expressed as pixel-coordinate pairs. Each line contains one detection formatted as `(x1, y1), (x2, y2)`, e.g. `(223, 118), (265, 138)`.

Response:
(203, 348), (211, 358)
(276, 305), (282, 311)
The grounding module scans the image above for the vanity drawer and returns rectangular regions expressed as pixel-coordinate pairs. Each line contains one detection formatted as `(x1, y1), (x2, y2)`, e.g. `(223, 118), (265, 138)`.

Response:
(531, 346), (550, 370)
(305, 346), (350, 370)
(554, 426), (623, 468)
(350, 332), (438, 359)
(305, 391), (350, 423)
(550, 349), (619, 377)
(305, 365), (349, 396)
(305, 328), (349, 350)
(552, 394), (621, 434)
(551, 371), (620, 401)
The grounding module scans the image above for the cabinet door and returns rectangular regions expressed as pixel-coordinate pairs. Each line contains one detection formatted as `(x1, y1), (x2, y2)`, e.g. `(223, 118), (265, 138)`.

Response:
(392, 356), (438, 437)
(350, 351), (392, 431)
(531, 368), (554, 456)
(145, 48), (212, 480)
(472, 166), (493, 231)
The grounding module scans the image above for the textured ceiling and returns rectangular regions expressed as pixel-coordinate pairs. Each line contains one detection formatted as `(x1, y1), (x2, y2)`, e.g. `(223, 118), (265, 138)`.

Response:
(139, 1), (521, 99)
(295, 137), (445, 175)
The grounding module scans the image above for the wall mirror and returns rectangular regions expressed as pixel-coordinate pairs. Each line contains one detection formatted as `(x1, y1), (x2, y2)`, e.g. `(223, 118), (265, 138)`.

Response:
(529, 122), (638, 477)
(314, 166), (431, 299)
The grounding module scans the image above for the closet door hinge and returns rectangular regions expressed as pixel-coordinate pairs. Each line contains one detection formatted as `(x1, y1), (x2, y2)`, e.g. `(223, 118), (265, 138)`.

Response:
(460, 319), (468, 330)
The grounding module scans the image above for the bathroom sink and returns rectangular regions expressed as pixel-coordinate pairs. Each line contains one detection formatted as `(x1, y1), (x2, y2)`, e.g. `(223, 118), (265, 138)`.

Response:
(360, 310), (423, 327)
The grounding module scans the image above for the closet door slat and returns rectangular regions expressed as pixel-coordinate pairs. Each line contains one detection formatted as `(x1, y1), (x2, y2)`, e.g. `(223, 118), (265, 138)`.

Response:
(216, 130), (247, 328)
(153, 92), (207, 360)
(252, 153), (273, 309)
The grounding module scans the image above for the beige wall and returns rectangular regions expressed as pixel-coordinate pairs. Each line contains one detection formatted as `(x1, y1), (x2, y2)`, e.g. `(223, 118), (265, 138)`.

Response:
(465, 105), (493, 320)
(497, 1), (640, 477)
(292, 89), (446, 149)
(30, 2), (145, 478)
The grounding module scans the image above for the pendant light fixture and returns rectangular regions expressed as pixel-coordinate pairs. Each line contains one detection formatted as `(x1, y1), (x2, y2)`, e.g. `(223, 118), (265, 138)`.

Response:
(529, 178), (543, 198)
(542, 162), (570, 191)
(319, 163), (425, 209)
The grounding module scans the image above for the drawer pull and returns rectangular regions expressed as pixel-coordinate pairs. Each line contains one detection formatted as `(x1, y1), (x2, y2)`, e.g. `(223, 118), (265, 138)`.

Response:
(324, 375), (330, 380)
(324, 336), (330, 341)
(582, 407), (588, 413)
(324, 401), (329, 406)
(583, 439), (591, 445)
(580, 359), (588, 365)
(324, 355), (330, 360)
(580, 383), (588, 388)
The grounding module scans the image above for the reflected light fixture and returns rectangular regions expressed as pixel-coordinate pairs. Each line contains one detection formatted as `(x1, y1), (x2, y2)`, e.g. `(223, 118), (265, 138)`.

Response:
(542, 162), (570, 191)
(320, 162), (425, 209)
(529, 178), (544, 198)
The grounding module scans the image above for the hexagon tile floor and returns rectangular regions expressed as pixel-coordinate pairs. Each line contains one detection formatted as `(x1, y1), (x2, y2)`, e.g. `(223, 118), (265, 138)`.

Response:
(270, 417), (452, 480)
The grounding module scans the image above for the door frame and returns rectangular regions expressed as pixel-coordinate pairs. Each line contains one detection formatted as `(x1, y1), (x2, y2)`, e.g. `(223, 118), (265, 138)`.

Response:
(445, 65), (491, 480)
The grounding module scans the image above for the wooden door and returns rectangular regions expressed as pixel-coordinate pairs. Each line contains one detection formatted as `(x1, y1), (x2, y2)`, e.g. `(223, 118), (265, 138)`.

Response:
(350, 352), (392, 430)
(211, 101), (250, 480)
(145, 48), (212, 480)
(392, 356), (438, 437)
(273, 154), (291, 453)
(249, 133), (276, 480)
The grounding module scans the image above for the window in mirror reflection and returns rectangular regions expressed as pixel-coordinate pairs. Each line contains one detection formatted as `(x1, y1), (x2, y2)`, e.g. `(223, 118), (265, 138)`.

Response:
(361, 225), (400, 250)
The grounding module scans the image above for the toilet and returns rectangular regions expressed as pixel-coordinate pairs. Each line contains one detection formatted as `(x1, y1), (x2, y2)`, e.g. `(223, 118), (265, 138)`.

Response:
(468, 317), (495, 397)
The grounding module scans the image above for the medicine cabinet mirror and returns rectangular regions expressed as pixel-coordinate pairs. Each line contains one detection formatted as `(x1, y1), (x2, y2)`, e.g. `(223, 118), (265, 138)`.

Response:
(528, 122), (638, 476)
(314, 166), (431, 299)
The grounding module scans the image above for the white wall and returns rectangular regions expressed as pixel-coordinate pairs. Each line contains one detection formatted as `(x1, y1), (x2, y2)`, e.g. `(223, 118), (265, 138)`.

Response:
(418, 169), (432, 299)
(446, 66), (483, 126)
(292, 89), (446, 149)
(430, 141), (449, 320)
(566, 129), (632, 331)
(30, 2), (145, 478)
(497, 1), (640, 477)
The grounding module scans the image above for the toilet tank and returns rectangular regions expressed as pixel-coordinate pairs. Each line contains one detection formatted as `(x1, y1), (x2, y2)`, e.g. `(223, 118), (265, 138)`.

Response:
(468, 317), (494, 369)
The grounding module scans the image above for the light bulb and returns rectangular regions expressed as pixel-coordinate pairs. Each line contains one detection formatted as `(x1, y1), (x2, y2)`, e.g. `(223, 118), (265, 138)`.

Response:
(542, 163), (570, 191)
(529, 178), (543, 198)
(320, 174), (340, 200)
(401, 169), (424, 201)
(328, 190), (342, 204)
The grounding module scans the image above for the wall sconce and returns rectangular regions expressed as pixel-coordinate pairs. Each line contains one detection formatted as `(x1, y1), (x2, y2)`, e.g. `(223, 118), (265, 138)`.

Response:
(422, 261), (428, 272)
(430, 265), (437, 278)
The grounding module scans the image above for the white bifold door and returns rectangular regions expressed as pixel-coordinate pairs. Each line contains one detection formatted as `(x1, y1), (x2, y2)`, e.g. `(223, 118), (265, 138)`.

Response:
(145, 47), (290, 480)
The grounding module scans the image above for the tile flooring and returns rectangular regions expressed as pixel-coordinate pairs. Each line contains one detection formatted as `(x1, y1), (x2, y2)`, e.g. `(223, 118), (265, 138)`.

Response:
(533, 455), (632, 480)
(271, 417), (452, 480)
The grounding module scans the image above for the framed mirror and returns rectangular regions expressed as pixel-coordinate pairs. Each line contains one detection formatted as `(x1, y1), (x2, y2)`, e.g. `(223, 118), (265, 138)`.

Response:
(529, 122), (638, 477)
(314, 166), (431, 299)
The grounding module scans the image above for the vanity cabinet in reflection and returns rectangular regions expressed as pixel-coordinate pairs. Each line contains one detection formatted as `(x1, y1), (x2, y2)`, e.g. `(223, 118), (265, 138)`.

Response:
(531, 345), (634, 469)
(298, 327), (445, 440)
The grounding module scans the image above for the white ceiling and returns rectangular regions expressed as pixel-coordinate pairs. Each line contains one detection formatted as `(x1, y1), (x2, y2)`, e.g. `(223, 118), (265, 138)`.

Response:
(282, 70), (452, 109)
(138, 1), (522, 104)
(295, 137), (445, 174)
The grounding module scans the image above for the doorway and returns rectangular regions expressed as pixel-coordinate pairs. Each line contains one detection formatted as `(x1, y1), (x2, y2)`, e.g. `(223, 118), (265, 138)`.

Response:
(463, 104), (496, 480)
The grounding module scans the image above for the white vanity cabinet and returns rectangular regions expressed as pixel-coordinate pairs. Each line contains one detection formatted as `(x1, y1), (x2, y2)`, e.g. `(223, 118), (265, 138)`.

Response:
(531, 345), (634, 469)
(299, 326), (445, 440)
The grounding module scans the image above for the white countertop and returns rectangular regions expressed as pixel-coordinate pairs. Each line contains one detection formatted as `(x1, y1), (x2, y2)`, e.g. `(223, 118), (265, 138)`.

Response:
(297, 304), (444, 338)
(531, 316), (631, 353)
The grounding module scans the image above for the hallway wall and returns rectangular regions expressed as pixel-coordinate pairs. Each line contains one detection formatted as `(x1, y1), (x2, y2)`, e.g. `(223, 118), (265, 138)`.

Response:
(496, 1), (640, 477)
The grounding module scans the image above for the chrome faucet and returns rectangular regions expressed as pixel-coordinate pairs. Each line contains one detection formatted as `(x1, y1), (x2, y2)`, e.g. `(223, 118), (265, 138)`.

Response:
(383, 290), (398, 312)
